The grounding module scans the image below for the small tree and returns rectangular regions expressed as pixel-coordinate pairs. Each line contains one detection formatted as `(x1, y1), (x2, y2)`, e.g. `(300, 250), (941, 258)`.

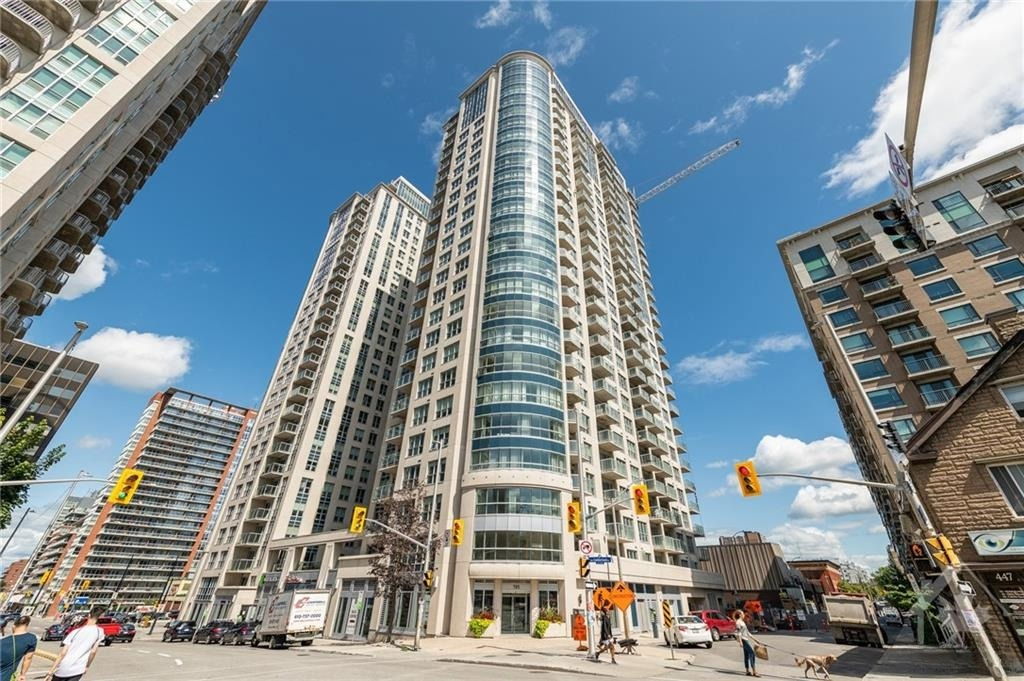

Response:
(0, 409), (65, 530)
(366, 485), (440, 642)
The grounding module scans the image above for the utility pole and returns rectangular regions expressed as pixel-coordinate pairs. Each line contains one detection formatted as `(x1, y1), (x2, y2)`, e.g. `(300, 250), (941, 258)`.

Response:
(413, 439), (444, 651)
(0, 321), (88, 450)
(611, 504), (631, 640)
(109, 552), (137, 612)
(573, 410), (596, 659)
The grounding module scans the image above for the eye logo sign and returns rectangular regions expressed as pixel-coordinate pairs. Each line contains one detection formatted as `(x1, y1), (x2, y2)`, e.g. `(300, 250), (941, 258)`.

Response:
(969, 529), (1024, 556)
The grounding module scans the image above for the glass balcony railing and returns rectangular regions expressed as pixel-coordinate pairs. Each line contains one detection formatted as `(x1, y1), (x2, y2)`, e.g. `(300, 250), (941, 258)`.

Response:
(849, 253), (884, 272)
(836, 233), (870, 251)
(860, 275), (899, 295)
(874, 299), (915, 320)
(921, 386), (957, 407)
(888, 325), (933, 345)
(903, 355), (949, 374)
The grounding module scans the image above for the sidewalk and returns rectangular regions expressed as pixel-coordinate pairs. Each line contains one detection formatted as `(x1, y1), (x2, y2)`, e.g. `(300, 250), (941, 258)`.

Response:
(307, 631), (995, 680)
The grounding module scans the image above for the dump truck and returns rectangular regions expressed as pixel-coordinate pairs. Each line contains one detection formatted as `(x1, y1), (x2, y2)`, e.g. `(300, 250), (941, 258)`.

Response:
(824, 594), (886, 647)
(252, 590), (330, 649)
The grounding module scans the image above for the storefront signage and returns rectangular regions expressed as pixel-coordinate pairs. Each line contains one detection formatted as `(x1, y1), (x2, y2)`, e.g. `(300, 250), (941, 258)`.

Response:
(969, 529), (1024, 556)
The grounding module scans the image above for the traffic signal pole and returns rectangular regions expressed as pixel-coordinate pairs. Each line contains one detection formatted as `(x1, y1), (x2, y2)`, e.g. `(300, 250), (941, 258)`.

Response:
(413, 440), (445, 652)
(574, 416), (597, 660)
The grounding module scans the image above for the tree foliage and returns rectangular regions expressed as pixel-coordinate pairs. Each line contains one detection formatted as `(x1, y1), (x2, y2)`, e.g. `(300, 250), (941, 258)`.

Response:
(366, 485), (440, 642)
(873, 565), (916, 613)
(0, 409), (65, 530)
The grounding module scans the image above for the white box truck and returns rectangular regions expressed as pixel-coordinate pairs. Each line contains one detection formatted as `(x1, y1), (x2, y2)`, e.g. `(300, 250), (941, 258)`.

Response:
(824, 594), (886, 647)
(253, 590), (330, 649)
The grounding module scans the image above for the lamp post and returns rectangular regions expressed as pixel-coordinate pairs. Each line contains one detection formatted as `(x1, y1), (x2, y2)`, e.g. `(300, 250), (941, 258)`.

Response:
(0, 321), (89, 451)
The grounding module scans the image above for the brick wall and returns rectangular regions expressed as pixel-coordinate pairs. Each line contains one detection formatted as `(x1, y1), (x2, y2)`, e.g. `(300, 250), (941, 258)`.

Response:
(910, 350), (1024, 671)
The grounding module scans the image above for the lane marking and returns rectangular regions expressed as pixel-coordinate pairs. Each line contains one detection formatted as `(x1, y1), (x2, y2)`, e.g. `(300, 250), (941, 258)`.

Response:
(174, 659), (182, 666)
(158, 653), (170, 658)
(137, 649), (151, 654)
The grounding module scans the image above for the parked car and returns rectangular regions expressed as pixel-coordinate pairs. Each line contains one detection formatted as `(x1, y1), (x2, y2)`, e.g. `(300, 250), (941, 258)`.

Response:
(42, 622), (70, 641)
(192, 620), (235, 644)
(111, 621), (136, 643)
(665, 615), (714, 648)
(65, 616), (122, 646)
(221, 621), (259, 646)
(691, 610), (737, 641)
(162, 620), (196, 642)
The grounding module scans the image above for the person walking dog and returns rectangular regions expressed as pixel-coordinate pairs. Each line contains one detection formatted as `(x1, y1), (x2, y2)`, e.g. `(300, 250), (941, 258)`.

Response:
(734, 610), (765, 677)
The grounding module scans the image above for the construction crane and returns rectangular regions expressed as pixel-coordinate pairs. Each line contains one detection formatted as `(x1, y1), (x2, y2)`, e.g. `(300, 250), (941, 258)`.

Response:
(635, 139), (741, 204)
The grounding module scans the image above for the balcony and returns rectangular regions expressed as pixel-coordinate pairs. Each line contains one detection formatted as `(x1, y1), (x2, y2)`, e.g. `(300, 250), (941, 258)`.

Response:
(228, 559), (255, 572)
(31, 240), (72, 269)
(280, 404), (305, 421)
(921, 386), (958, 409)
(633, 407), (656, 426)
(379, 450), (400, 468)
(591, 355), (615, 378)
(0, 0), (53, 53)
(385, 424), (404, 440)
(650, 506), (685, 527)
(888, 324), (934, 349)
(565, 379), (587, 405)
(595, 402), (620, 425)
(57, 213), (91, 243)
(860, 275), (901, 299)
(835, 233), (874, 257)
(640, 453), (671, 476)
(605, 523), (636, 541)
(299, 352), (321, 369)
(903, 354), (952, 378)
(254, 485), (279, 499)
(677, 454), (692, 472)
(390, 397), (409, 416)
(874, 299), (916, 322)
(563, 330), (584, 353)
(273, 422), (299, 440)
(593, 378), (615, 402)
(271, 441), (292, 456)
(848, 253), (887, 276)
(262, 463), (286, 476)
(645, 477), (676, 500)
(236, 532), (263, 546)
(597, 429), (625, 452)
(683, 478), (697, 493)
(653, 535), (685, 553)
(293, 368), (316, 386)
(600, 457), (628, 479)
(287, 386), (310, 403)
(564, 356), (585, 378)
(0, 34), (20, 81)
(40, 270), (68, 294)
(984, 174), (1024, 203)
(373, 483), (394, 501)
(247, 508), (271, 521)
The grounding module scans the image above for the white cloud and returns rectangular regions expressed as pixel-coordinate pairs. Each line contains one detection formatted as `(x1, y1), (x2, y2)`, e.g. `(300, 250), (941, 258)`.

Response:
(691, 40), (837, 134)
(0, 508), (55, 561)
(54, 246), (116, 301)
(789, 482), (876, 519)
(706, 486), (730, 498)
(768, 523), (845, 560)
(675, 333), (809, 385)
(706, 460), (730, 469)
(848, 554), (888, 571)
(475, 0), (517, 28)
(77, 435), (112, 450)
(752, 434), (856, 483)
(420, 107), (457, 163)
(75, 327), (192, 391)
(676, 350), (762, 385)
(868, 524), (888, 535)
(824, 1), (1023, 196)
(752, 333), (808, 353)
(545, 26), (590, 67)
(532, 0), (552, 29)
(595, 118), (645, 152)
(608, 76), (639, 103)
(380, 72), (395, 88)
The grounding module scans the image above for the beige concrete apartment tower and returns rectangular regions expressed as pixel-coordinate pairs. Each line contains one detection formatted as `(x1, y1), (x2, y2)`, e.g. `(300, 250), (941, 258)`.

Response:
(1, 0), (264, 344)
(183, 179), (430, 622)
(373, 51), (721, 640)
(778, 145), (1024, 567)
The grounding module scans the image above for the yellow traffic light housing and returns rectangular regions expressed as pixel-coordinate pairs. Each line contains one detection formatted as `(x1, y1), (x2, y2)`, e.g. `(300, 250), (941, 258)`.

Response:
(451, 518), (464, 546)
(735, 461), (762, 497)
(39, 569), (52, 585)
(81, 580), (91, 591)
(108, 468), (144, 505)
(567, 501), (582, 534)
(423, 569), (434, 589)
(350, 505), (367, 534)
(630, 484), (650, 515)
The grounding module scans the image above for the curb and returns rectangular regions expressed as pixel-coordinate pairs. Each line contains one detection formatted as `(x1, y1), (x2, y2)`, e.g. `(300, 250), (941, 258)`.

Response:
(306, 647), (376, 657)
(438, 657), (615, 677)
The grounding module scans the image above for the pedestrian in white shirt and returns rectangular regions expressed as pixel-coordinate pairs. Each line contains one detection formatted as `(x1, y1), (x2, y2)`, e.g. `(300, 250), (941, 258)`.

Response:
(733, 610), (764, 677)
(45, 606), (105, 681)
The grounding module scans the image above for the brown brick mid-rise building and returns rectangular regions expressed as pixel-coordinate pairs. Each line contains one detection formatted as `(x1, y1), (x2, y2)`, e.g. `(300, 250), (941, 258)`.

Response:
(906, 310), (1024, 672)
(2, 559), (27, 593)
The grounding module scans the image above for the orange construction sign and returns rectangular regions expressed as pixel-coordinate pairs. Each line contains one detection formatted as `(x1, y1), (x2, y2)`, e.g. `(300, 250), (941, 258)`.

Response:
(572, 613), (587, 641)
(593, 587), (613, 610)
(608, 581), (635, 611)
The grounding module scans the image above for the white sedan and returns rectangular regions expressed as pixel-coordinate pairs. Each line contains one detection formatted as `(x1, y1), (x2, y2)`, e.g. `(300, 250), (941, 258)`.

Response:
(664, 615), (713, 648)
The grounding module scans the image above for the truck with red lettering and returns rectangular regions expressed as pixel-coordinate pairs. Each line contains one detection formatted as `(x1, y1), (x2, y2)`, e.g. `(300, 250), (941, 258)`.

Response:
(251, 590), (330, 649)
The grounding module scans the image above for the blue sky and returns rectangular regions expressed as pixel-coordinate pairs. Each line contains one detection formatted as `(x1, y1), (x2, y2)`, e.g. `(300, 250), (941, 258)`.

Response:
(8, 1), (1020, 568)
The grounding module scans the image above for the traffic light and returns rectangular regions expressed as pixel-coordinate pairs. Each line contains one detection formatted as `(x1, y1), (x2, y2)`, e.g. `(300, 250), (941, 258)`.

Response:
(423, 569), (434, 589)
(926, 534), (960, 567)
(350, 505), (367, 533)
(578, 557), (590, 579)
(909, 541), (936, 574)
(81, 580), (91, 590)
(873, 200), (931, 252)
(451, 518), (464, 546)
(39, 569), (52, 586)
(630, 484), (650, 515)
(567, 501), (582, 534)
(735, 461), (762, 497)
(878, 422), (906, 457)
(107, 468), (144, 505)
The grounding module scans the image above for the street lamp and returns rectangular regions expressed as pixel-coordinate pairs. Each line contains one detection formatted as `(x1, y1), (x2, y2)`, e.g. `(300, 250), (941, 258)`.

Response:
(413, 438), (446, 650)
(0, 321), (89, 450)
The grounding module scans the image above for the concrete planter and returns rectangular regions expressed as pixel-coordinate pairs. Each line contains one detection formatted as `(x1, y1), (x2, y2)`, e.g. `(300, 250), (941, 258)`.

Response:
(467, 618), (495, 638)
(540, 621), (566, 638)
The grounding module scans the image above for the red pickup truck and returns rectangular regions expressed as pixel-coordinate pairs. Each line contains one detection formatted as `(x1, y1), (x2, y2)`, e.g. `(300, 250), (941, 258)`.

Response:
(64, 616), (124, 646)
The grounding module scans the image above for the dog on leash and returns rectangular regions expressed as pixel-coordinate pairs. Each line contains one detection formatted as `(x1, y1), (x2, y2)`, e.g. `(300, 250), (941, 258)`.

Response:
(794, 654), (838, 679)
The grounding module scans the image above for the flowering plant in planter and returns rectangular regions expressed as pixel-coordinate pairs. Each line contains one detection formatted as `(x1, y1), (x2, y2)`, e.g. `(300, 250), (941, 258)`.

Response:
(538, 608), (563, 623)
(468, 609), (495, 638)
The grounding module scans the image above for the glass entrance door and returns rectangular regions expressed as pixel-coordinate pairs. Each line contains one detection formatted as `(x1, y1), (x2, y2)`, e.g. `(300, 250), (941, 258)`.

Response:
(501, 594), (530, 634)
